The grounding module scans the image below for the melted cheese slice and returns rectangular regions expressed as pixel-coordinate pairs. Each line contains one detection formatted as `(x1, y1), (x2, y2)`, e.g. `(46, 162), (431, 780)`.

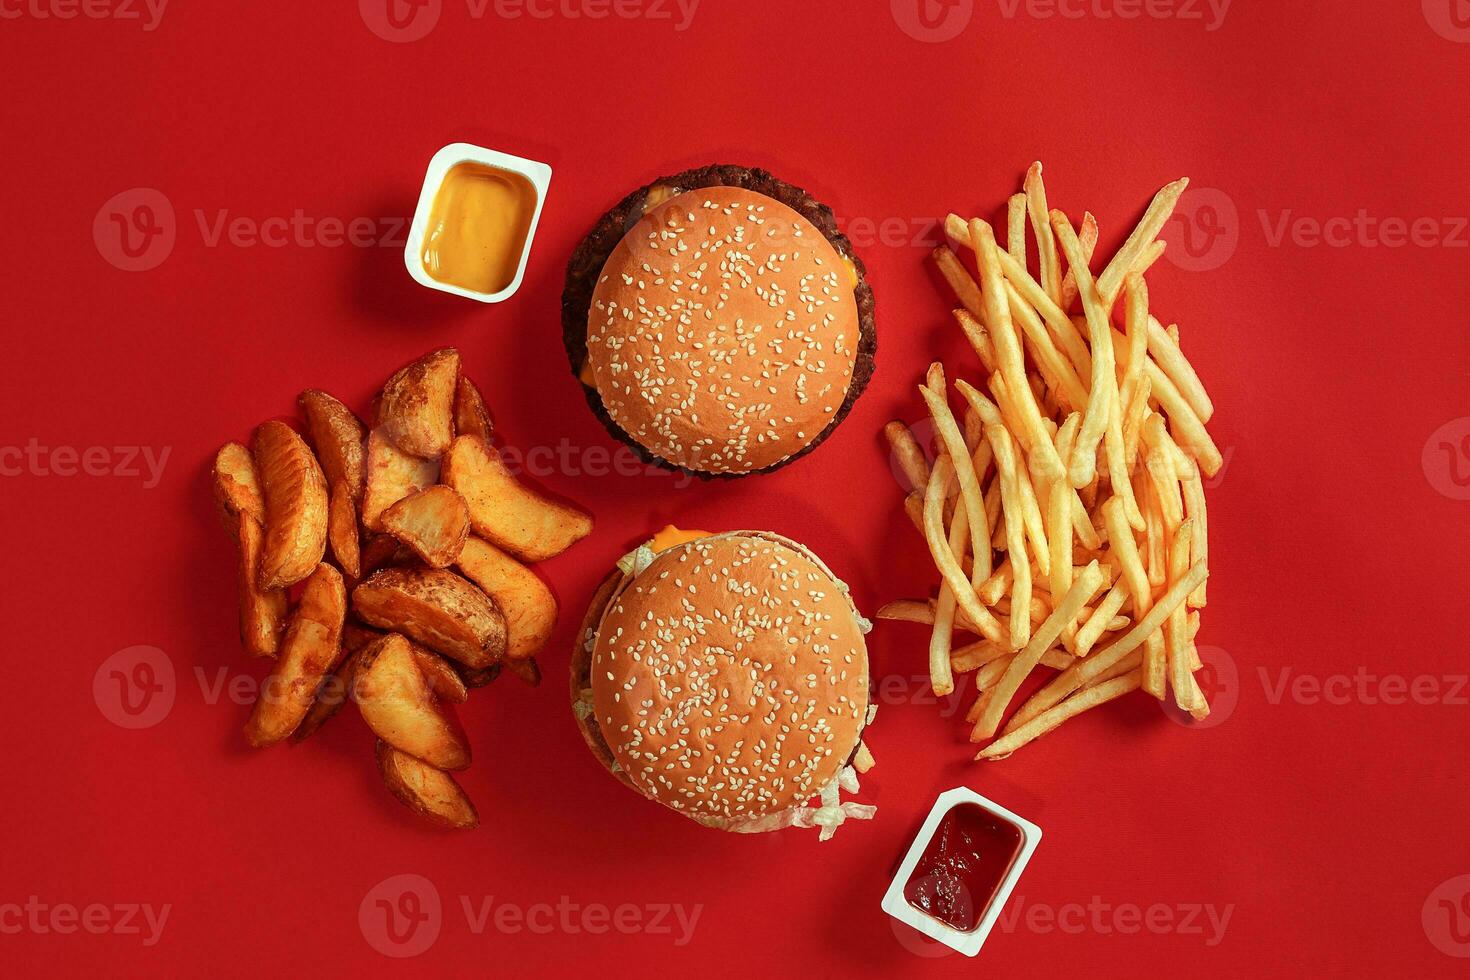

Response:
(647, 525), (713, 553)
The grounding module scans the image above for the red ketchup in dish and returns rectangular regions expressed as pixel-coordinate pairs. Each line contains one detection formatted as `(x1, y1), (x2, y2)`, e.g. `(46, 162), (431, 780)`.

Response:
(902, 803), (1024, 932)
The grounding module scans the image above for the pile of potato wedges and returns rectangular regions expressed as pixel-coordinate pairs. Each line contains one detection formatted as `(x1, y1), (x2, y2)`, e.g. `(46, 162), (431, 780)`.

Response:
(211, 347), (593, 829)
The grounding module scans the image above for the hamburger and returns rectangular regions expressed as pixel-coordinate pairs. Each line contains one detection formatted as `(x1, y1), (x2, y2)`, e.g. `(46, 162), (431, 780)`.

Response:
(570, 528), (878, 837)
(563, 165), (877, 478)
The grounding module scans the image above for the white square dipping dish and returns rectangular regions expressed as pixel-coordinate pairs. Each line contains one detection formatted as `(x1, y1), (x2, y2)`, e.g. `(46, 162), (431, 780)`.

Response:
(880, 787), (1042, 958)
(404, 142), (552, 304)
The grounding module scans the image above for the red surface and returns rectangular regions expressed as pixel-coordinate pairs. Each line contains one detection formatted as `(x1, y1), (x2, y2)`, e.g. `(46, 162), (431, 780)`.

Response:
(2, 3), (1468, 976)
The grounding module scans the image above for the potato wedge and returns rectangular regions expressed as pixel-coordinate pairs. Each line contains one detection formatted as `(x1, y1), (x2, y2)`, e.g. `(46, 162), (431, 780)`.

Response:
(376, 740), (478, 830)
(291, 647), (362, 743)
(381, 485), (470, 568)
(412, 646), (469, 704)
(328, 479), (362, 579)
(298, 389), (367, 505)
(504, 657), (541, 687)
(351, 567), (506, 669)
(362, 429), (439, 532)
(454, 376), (494, 443)
(236, 512), (288, 658)
(457, 663), (502, 688)
(456, 537), (557, 661)
(359, 533), (415, 576)
(442, 435), (593, 562)
(353, 633), (470, 770)
(213, 442), (265, 535)
(377, 347), (459, 459)
(253, 421), (329, 590)
(245, 563), (346, 746)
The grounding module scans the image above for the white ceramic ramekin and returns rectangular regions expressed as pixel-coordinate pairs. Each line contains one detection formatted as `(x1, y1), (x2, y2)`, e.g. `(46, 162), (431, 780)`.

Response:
(404, 142), (552, 304)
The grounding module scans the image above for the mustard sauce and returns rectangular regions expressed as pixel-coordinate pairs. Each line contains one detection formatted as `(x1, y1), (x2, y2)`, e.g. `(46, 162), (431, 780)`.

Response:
(421, 162), (537, 295)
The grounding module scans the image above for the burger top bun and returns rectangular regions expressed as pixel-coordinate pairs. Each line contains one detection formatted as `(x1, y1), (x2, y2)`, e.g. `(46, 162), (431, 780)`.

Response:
(586, 186), (860, 475)
(588, 532), (869, 826)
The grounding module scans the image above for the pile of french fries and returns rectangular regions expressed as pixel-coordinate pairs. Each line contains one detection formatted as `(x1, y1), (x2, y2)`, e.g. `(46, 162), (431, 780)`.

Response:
(880, 163), (1220, 760)
(211, 348), (593, 828)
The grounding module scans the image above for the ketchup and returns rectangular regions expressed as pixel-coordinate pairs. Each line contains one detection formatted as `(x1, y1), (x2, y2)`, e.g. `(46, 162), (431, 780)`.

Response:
(903, 803), (1024, 932)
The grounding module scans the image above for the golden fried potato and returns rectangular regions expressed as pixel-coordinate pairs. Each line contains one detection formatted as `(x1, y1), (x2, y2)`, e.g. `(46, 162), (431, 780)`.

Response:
(236, 512), (287, 659)
(353, 633), (470, 771)
(503, 657), (541, 687)
(381, 485), (470, 569)
(328, 479), (362, 579)
(376, 740), (478, 829)
(411, 646), (469, 704)
(299, 389), (367, 505)
(213, 442), (265, 536)
(245, 563), (346, 746)
(442, 435), (593, 562)
(456, 536), (557, 661)
(454, 375), (494, 443)
(377, 348), (459, 459)
(362, 429), (439, 532)
(456, 663), (502, 688)
(351, 567), (506, 669)
(253, 421), (328, 590)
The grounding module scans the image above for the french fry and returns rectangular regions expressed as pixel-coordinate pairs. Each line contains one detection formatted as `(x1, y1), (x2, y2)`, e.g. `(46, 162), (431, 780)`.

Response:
(380, 484), (471, 569)
(1166, 520), (1197, 711)
(1024, 162), (1062, 306)
(442, 435), (594, 562)
(951, 638), (1013, 673)
(1074, 581), (1131, 657)
(877, 599), (937, 625)
(1007, 194), (1027, 264)
(244, 563), (346, 747)
(376, 741), (479, 830)
(362, 428), (440, 532)
(978, 669), (1142, 760)
(993, 247), (1093, 383)
(1181, 461), (1209, 607)
(377, 347), (460, 459)
(986, 424), (1032, 651)
(1005, 281), (1089, 412)
(1142, 414), (1186, 537)
(1016, 561), (1208, 722)
(1047, 480), (1073, 607)
(971, 220), (1066, 483)
(299, 390), (367, 505)
(1139, 357), (1223, 476)
(953, 308), (999, 375)
(1051, 211), (1116, 489)
(1096, 178), (1189, 308)
(922, 456), (1007, 646)
(353, 633), (470, 771)
(253, 420), (329, 591)
(885, 421), (931, 492)
(1146, 315), (1213, 423)
(351, 567), (506, 669)
(975, 561), (1105, 741)
(1059, 211), (1098, 311)
(931, 245), (984, 319)
(920, 375), (990, 582)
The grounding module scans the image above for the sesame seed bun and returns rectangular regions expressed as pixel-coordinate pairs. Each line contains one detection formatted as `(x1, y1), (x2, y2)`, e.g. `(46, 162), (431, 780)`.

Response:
(573, 531), (870, 831)
(563, 165), (877, 478)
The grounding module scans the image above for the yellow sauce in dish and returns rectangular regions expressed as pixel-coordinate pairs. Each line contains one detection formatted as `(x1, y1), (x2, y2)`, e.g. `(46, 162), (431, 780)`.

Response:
(421, 163), (537, 295)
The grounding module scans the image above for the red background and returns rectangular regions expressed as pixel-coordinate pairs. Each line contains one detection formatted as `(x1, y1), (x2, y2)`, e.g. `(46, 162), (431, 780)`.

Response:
(2, 2), (1468, 976)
